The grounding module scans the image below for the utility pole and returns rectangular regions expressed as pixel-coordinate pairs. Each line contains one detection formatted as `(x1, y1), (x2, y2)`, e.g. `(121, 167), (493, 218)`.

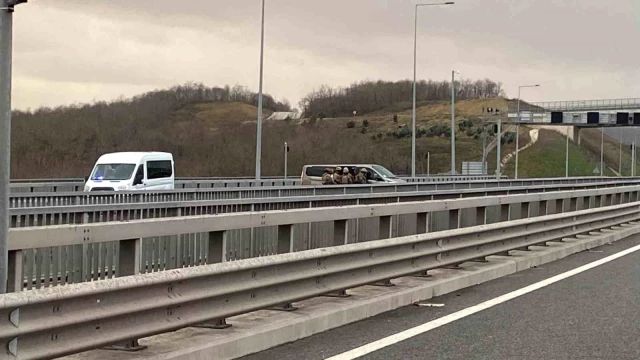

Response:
(283, 142), (288, 179)
(255, 0), (265, 180)
(600, 127), (604, 177)
(0, 0), (26, 294)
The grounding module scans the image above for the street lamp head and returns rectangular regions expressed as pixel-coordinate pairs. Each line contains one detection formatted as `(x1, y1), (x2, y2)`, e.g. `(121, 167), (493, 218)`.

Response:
(417, 1), (454, 6)
(453, 70), (460, 75)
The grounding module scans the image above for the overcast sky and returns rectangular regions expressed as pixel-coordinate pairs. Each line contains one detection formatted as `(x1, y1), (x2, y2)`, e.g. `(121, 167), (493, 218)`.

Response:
(10, 0), (640, 110)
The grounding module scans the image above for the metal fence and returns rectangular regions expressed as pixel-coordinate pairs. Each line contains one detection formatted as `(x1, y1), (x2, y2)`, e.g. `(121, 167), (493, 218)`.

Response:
(4, 184), (637, 292)
(9, 177), (640, 210)
(1, 188), (639, 359)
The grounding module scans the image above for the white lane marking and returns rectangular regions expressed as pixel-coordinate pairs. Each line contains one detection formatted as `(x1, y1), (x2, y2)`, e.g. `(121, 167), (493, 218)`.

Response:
(326, 243), (640, 360)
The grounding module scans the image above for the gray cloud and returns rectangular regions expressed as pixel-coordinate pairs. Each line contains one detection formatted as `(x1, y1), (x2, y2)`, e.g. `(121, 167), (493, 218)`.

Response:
(10, 0), (640, 110)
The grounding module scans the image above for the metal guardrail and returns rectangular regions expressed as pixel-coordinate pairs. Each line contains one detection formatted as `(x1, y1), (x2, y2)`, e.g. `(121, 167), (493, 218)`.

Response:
(9, 178), (303, 193)
(9, 180), (640, 226)
(9, 177), (640, 209)
(4, 184), (638, 293)
(1, 197), (638, 359)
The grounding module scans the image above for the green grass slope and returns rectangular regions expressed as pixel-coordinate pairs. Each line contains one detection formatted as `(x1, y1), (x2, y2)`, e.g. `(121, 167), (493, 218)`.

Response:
(503, 129), (616, 178)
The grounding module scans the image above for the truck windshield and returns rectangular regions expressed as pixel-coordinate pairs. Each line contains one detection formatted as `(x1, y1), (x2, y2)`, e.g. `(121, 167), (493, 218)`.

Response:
(372, 165), (397, 179)
(91, 164), (136, 181)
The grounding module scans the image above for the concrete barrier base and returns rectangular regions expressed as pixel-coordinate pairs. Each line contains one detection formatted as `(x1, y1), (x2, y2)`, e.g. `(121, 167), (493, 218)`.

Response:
(62, 223), (640, 360)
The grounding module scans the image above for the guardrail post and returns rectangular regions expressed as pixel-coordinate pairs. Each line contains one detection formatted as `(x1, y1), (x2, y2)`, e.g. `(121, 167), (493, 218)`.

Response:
(373, 215), (395, 286)
(379, 216), (392, 239)
(333, 220), (349, 246)
(207, 231), (227, 264)
(117, 238), (141, 277)
(569, 197), (577, 211)
(448, 210), (460, 230)
(416, 212), (429, 234)
(539, 200), (548, 216)
(500, 204), (510, 222)
(595, 195), (602, 208)
(271, 224), (299, 311)
(278, 224), (294, 253)
(520, 203), (530, 219)
(193, 233), (233, 329)
(554, 199), (564, 214)
(324, 220), (352, 297)
(7, 250), (23, 292)
(475, 207), (486, 225)
(580, 196), (591, 210)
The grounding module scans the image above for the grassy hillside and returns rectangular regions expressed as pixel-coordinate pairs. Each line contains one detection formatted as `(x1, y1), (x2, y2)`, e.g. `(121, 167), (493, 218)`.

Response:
(579, 128), (637, 176)
(10, 83), (609, 179)
(503, 129), (616, 178)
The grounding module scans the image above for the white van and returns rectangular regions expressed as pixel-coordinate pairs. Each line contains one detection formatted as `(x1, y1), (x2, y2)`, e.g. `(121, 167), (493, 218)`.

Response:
(301, 164), (405, 186)
(84, 152), (175, 192)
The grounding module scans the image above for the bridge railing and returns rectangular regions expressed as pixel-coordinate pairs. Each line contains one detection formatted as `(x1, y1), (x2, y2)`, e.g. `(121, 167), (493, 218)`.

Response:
(9, 177), (640, 209)
(1, 190), (639, 359)
(4, 184), (639, 292)
(8, 174), (621, 193)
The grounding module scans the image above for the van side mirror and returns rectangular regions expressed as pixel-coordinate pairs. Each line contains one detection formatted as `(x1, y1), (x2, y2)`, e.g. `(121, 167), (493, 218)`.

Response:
(84, 175), (89, 182)
(133, 174), (144, 186)
(374, 174), (384, 181)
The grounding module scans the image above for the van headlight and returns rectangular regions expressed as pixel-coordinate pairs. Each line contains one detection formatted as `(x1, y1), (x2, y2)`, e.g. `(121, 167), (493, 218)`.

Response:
(84, 185), (90, 192)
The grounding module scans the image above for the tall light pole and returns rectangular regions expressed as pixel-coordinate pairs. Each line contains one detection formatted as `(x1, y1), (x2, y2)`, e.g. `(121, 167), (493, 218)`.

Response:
(600, 126), (604, 176)
(0, 0), (26, 294)
(515, 84), (540, 179)
(618, 127), (622, 176)
(565, 126), (569, 177)
(451, 70), (459, 175)
(412, 1), (454, 178)
(255, 0), (265, 180)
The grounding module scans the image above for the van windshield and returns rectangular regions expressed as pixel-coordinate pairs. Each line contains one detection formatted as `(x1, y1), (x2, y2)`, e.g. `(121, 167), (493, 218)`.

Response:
(91, 164), (136, 181)
(372, 165), (397, 179)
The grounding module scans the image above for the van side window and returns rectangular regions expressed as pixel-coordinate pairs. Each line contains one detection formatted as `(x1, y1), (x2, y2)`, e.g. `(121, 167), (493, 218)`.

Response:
(146, 161), (173, 180)
(305, 166), (325, 177)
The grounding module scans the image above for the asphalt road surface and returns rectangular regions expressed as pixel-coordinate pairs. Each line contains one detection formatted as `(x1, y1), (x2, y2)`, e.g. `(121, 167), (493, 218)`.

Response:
(241, 234), (640, 360)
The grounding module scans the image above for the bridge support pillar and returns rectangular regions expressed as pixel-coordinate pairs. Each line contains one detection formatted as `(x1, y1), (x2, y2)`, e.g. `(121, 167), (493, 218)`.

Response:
(207, 231), (227, 264)
(117, 238), (141, 277)
(7, 250), (22, 292)
(573, 126), (581, 145)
